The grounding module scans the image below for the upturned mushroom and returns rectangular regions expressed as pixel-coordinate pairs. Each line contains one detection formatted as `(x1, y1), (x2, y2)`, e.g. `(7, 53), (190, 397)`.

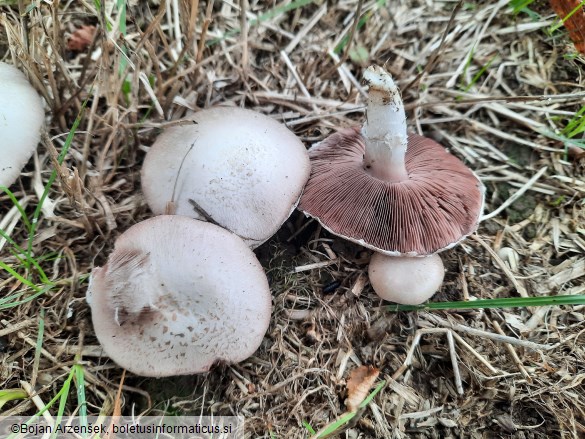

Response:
(299, 66), (484, 304)
(141, 107), (311, 248)
(0, 62), (44, 188)
(86, 215), (272, 377)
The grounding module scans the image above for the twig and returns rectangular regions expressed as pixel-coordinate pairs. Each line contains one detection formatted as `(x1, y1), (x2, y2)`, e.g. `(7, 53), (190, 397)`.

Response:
(294, 259), (339, 273)
(450, 331), (499, 374)
(403, 0), (464, 93)
(470, 234), (528, 298)
(280, 50), (317, 113)
(0, 319), (35, 337)
(446, 330), (464, 395)
(196, 0), (215, 64)
(423, 314), (552, 351)
(20, 381), (54, 425)
(284, 3), (327, 54)
(406, 91), (585, 109)
(240, 0), (249, 76)
(481, 166), (548, 221)
(491, 320), (532, 382)
(350, 273), (368, 297)
(391, 329), (463, 394)
(323, 0), (364, 78)
(287, 218), (314, 242)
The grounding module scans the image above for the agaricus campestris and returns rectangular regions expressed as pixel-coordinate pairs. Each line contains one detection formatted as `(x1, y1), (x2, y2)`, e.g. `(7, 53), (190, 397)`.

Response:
(368, 253), (445, 305)
(86, 215), (272, 377)
(141, 107), (311, 248)
(299, 65), (484, 304)
(0, 62), (44, 188)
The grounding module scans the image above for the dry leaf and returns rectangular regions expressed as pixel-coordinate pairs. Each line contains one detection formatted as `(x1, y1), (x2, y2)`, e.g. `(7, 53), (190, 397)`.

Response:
(438, 417), (458, 428)
(67, 25), (97, 52)
(568, 145), (585, 160)
(344, 365), (379, 413)
(503, 312), (530, 333)
(104, 369), (125, 439)
(549, 0), (585, 54)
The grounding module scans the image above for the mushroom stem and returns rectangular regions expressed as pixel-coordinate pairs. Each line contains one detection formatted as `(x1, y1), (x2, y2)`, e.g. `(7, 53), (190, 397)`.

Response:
(362, 66), (408, 182)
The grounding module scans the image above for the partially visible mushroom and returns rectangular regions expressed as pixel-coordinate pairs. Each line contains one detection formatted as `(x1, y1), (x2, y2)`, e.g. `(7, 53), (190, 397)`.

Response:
(368, 253), (445, 305)
(299, 65), (484, 304)
(141, 107), (311, 248)
(86, 215), (272, 376)
(0, 62), (44, 188)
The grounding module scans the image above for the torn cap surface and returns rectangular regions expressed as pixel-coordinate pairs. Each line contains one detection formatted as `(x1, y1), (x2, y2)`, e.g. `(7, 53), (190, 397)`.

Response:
(87, 216), (272, 376)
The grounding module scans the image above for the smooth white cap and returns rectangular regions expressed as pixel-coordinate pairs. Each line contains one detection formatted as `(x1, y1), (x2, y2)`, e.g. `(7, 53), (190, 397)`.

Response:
(87, 215), (272, 376)
(0, 62), (44, 188)
(368, 253), (445, 305)
(141, 107), (310, 247)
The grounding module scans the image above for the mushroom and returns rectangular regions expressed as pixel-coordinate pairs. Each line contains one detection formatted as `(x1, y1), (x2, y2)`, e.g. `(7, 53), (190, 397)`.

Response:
(0, 62), (44, 188)
(299, 66), (484, 304)
(141, 107), (311, 248)
(86, 215), (272, 376)
(368, 253), (445, 305)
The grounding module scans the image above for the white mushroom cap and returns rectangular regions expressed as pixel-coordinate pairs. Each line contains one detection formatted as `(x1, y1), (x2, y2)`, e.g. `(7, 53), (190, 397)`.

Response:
(0, 62), (44, 188)
(368, 253), (445, 305)
(86, 215), (272, 377)
(141, 107), (311, 248)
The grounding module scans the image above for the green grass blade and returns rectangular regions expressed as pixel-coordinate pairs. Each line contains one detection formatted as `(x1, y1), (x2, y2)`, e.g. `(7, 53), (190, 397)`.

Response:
(26, 101), (87, 262)
(549, 0), (585, 33)
(0, 231), (54, 287)
(539, 127), (585, 150)
(310, 380), (386, 438)
(0, 389), (28, 410)
(561, 105), (585, 138)
(94, 0), (114, 31)
(461, 55), (497, 93)
(0, 186), (32, 229)
(386, 295), (585, 312)
(334, 1), (388, 54)
(1, 241), (52, 285)
(508, 0), (535, 14)
(358, 380), (386, 409)
(333, 0), (387, 54)
(7, 367), (77, 439)
(508, 0), (541, 20)
(0, 285), (53, 310)
(312, 412), (355, 438)
(302, 420), (316, 434)
(50, 366), (79, 439)
(0, 261), (41, 291)
(74, 364), (88, 431)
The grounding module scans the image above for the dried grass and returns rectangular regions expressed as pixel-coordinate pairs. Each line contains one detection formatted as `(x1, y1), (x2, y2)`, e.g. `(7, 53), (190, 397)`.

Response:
(1, 0), (584, 438)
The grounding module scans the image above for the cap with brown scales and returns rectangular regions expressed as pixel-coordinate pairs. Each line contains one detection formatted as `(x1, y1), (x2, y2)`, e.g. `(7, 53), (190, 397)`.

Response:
(87, 215), (272, 376)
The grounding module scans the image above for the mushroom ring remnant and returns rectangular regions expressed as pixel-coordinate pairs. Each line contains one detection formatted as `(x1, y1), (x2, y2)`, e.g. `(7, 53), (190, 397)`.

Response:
(141, 106), (310, 248)
(0, 62), (45, 188)
(86, 215), (272, 377)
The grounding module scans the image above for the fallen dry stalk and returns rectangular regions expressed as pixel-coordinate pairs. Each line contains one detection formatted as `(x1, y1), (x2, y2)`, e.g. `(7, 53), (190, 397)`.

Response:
(423, 314), (553, 351)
